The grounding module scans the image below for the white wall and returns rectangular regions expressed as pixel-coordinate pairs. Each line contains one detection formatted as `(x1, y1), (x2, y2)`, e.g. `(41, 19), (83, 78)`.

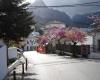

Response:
(24, 38), (38, 51)
(24, 32), (40, 51)
(0, 46), (7, 80)
(80, 35), (93, 45)
(95, 32), (100, 51)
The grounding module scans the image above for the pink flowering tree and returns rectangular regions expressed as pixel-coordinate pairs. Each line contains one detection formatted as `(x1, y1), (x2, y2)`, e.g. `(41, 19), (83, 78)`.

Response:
(37, 26), (87, 45)
(37, 26), (87, 56)
(37, 26), (66, 44)
(88, 15), (100, 28)
(47, 26), (66, 43)
(37, 34), (49, 45)
(65, 27), (87, 57)
(37, 26), (66, 53)
(65, 27), (87, 45)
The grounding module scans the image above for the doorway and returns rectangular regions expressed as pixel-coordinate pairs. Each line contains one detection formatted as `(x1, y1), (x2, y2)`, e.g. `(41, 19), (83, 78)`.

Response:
(98, 40), (100, 51)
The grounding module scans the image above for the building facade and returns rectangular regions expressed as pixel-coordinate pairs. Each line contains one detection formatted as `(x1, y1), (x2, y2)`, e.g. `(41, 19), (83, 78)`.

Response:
(92, 27), (100, 52)
(24, 31), (40, 51)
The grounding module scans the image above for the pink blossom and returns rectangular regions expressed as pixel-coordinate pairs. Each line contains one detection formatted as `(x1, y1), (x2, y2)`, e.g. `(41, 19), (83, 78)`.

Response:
(37, 26), (87, 44)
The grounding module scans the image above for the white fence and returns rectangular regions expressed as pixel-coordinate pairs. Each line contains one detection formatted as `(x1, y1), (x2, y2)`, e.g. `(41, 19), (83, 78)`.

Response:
(0, 46), (7, 80)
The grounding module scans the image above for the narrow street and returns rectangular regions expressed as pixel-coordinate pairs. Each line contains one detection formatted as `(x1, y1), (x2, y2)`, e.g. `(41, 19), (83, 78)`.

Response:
(8, 51), (100, 80)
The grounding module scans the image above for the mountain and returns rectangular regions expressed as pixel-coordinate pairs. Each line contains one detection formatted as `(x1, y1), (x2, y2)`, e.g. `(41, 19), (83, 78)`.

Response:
(29, 0), (71, 27)
(28, 0), (100, 29)
(72, 11), (100, 28)
(72, 15), (93, 28)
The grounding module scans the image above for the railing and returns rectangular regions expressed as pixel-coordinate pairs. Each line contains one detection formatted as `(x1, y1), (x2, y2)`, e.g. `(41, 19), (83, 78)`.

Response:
(55, 44), (90, 57)
(5, 48), (28, 80)
(17, 49), (28, 71)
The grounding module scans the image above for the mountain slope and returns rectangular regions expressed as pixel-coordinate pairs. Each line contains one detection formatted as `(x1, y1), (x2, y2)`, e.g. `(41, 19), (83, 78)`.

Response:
(72, 15), (93, 28)
(29, 0), (71, 26)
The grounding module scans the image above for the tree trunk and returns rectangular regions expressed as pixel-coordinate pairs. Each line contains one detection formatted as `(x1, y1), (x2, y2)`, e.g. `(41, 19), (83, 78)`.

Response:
(72, 42), (78, 57)
(58, 39), (63, 55)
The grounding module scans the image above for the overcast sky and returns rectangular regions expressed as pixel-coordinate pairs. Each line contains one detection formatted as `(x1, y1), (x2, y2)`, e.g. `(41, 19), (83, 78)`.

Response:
(26, 0), (100, 4)
(26, 0), (100, 17)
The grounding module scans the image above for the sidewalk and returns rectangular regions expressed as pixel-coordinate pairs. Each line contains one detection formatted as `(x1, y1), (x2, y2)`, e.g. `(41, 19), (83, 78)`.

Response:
(89, 52), (100, 59)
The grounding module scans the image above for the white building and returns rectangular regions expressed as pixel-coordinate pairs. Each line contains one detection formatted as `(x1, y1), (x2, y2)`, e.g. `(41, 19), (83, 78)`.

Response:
(45, 21), (66, 28)
(41, 21), (66, 32)
(0, 40), (7, 80)
(24, 31), (40, 51)
(92, 27), (100, 52)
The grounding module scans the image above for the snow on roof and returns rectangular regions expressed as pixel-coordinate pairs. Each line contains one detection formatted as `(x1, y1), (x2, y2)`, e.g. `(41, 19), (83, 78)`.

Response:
(28, 31), (40, 38)
(31, 32), (40, 35)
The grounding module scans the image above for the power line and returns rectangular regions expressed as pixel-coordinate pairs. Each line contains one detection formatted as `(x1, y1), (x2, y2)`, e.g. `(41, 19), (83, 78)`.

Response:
(28, 1), (100, 8)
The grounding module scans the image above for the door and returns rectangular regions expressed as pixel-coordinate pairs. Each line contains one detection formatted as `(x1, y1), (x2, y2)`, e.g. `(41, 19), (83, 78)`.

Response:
(98, 40), (100, 51)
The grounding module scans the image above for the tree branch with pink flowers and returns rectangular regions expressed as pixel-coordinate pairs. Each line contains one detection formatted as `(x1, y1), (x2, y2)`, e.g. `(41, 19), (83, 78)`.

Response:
(37, 26), (87, 57)
(37, 26), (87, 45)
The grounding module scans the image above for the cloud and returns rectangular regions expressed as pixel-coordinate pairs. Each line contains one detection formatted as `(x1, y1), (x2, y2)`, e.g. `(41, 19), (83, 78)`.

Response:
(44, 0), (100, 17)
